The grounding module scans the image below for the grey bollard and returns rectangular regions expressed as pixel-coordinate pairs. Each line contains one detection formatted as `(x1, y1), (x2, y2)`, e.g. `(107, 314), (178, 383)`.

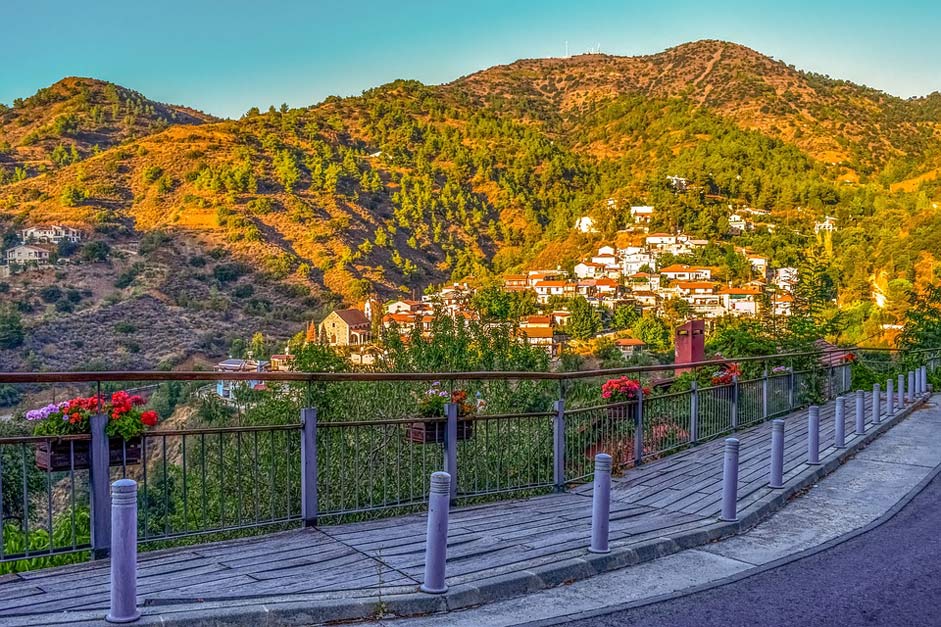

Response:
(898, 373), (905, 407)
(872, 383), (881, 424)
(886, 379), (894, 416)
(855, 390), (865, 436)
(909, 371), (916, 403)
(807, 406), (821, 465)
(720, 438), (740, 522)
(833, 397), (845, 449)
(420, 472), (451, 594)
(769, 420), (785, 488)
(106, 479), (139, 624)
(589, 454), (612, 554)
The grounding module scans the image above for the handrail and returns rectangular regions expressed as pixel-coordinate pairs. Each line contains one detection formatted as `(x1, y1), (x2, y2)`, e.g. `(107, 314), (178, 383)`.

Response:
(0, 346), (931, 384)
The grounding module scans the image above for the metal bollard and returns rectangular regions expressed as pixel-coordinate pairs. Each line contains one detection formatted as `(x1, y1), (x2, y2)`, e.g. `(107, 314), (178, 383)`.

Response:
(887, 379), (894, 416)
(834, 397), (845, 449)
(720, 438), (740, 522)
(420, 472), (451, 594)
(807, 406), (821, 465)
(872, 383), (881, 424)
(106, 479), (139, 624)
(589, 453), (612, 554)
(769, 420), (785, 488)
(855, 389), (865, 436)
(909, 371), (916, 403)
(898, 373), (905, 407)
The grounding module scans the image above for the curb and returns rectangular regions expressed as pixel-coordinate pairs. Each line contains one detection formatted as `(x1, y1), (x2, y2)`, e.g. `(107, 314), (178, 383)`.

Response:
(26, 393), (933, 627)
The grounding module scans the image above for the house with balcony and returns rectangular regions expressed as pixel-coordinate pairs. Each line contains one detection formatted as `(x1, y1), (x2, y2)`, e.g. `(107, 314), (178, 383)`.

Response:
(20, 225), (82, 244)
(718, 286), (761, 316)
(7, 244), (51, 267)
(659, 264), (713, 282)
(533, 280), (574, 304)
(214, 358), (269, 400)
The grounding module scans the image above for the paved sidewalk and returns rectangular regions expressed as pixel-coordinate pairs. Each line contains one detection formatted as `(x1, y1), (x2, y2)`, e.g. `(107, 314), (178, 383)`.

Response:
(374, 394), (941, 627)
(0, 391), (931, 626)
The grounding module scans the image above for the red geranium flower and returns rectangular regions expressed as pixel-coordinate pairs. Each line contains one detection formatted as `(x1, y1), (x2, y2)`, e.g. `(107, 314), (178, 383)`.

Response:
(140, 410), (158, 427)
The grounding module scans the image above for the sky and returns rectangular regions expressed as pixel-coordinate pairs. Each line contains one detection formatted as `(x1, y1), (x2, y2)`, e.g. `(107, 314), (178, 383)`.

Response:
(3, 0), (940, 119)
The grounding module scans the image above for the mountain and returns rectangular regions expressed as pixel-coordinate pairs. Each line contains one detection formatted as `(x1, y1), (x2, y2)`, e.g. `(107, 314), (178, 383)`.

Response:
(0, 40), (939, 369)
(0, 77), (214, 181)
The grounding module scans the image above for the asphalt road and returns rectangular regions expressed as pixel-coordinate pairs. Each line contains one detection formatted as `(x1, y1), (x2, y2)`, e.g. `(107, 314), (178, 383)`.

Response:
(559, 472), (941, 627)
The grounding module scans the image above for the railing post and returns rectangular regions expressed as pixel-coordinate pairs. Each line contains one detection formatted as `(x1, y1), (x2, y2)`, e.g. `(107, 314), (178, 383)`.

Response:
(827, 366), (834, 400)
(854, 389), (865, 436)
(720, 438), (740, 522)
(690, 381), (699, 445)
(762, 365), (769, 420)
(444, 402), (458, 503)
(731, 375), (739, 431)
(769, 420), (785, 488)
(633, 390), (644, 467)
(589, 453), (612, 554)
(300, 407), (318, 527)
(90, 412), (111, 559)
(788, 370), (795, 410)
(834, 396), (845, 449)
(908, 371), (915, 403)
(872, 383), (881, 424)
(886, 379), (894, 417)
(553, 399), (566, 491)
(106, 479), (139, 624)
(807, 406), (821, 465)
(897, 373), (905, 408)
(420, 471), (451, 594)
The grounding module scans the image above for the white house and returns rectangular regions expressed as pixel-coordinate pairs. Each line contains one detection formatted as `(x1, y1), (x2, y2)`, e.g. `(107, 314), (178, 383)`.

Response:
(659, 264), (712, 282)
(533, 280), (572, 304)
(814, 216), (838, 233)
(728, 214), (748, 232)
(574, 262), (602, 279)
(748, 255), (769, 279)
(629, 206), (654, 225)
(20, 225), (82, 245)
(574, 216), (597, 234)
(7, 245), (50, 266)
(774, 267), (798, 289)
(718, 286), (761, 316)
(645, 233), (677, 248)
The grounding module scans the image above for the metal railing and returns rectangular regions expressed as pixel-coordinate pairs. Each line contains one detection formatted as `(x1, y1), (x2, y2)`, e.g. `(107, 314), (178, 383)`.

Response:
(0, 346), (936, 571)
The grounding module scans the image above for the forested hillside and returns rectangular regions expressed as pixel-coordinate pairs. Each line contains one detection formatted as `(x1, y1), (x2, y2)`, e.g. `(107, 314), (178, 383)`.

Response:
(0, 39), (938, 368)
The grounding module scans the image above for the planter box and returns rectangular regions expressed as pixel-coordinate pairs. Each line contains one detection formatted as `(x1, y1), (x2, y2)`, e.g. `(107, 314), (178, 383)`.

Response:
(406, 419), (474, 444)
(34, 437), (142, 471)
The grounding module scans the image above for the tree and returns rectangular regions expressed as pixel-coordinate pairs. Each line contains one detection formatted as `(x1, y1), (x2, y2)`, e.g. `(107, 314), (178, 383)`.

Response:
(81, 241), (110, 262)
(273, 150), (301, 192)
(898, 285), (941, 353)
(631, 314), (670, 351)
(611, 305), (639, 330)
(566, 296), (601, 340)
(0, 307), (24, 349)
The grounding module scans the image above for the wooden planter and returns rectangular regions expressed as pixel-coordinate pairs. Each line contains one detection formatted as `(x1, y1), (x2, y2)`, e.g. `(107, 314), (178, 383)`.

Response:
(34, 437), (143, 471)
(406, 419), (474, 444)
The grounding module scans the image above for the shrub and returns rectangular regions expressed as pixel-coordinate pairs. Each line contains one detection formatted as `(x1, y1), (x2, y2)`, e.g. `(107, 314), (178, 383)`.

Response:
(39, 285), (62, 303)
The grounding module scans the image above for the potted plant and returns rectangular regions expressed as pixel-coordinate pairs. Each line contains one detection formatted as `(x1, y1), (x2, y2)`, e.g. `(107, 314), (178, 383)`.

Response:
(711, 362), (742, 386)
(601, 376), (647, 420)
(27, 391), (159, 471)
(406, 382), (476, 444)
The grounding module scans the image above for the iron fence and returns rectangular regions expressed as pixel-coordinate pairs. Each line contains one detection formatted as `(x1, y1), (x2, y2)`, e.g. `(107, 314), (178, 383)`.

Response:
(0, 347), (936, 571)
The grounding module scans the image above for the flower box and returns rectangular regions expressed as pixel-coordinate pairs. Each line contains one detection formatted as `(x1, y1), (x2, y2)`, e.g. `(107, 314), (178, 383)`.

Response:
(605, 402), (639, 422)
(406, 419), (475, 444)
(34, 437), (142, 471)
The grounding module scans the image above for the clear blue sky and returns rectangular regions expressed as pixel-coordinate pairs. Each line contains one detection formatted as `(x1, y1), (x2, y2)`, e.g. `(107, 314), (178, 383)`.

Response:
(4, 0), (939, 118)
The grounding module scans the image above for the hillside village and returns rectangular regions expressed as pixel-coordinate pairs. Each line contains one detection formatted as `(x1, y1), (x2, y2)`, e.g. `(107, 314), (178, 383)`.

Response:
(215, 201), (808, 378)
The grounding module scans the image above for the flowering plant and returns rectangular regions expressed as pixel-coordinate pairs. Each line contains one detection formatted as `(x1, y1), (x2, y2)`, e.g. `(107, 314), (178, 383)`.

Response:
(843, 352), (857, 363)
(601, 376), (649, 402)
(417, 382), (476, 417)
(26, 391), (159, 439)
(712, 362), (742, 386)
